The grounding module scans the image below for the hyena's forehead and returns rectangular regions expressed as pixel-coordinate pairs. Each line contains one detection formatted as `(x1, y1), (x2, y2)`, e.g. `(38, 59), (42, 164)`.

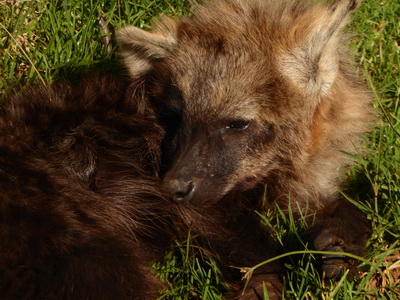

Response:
(169, 47), (276, 121)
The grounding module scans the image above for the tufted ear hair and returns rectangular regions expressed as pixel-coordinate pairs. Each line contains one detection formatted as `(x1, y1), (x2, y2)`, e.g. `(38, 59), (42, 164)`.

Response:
(279, 0), (360, 97)
(117, 17), (178, 79)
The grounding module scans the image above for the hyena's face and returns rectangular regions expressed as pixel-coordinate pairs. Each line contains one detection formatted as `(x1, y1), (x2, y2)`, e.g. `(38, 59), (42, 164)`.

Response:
(158, 46), (284, 203)
(118, 0), (359, 203)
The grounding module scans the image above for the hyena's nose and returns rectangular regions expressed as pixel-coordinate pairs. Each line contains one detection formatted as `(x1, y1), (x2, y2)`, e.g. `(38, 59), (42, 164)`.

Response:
(164, 179), (196, 202)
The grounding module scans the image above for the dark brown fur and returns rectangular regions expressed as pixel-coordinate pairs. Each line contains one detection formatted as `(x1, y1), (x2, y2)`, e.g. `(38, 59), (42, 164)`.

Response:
(0, 75), (169, 299)
(118, 0), (373, 298)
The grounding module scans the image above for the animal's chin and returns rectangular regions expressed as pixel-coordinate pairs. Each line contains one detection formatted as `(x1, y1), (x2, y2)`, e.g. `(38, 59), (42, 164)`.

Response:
(171, 184), (260, 207)
(226, 174), (266, 196)
(169, 185), (230, 206)
(171, 194), (224, 206)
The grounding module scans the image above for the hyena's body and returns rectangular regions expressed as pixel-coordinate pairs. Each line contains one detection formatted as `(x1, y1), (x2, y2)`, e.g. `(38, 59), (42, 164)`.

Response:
(0, 75), (170, 300)
(119, 0), (373, 297)
(1, 0), (373, 299)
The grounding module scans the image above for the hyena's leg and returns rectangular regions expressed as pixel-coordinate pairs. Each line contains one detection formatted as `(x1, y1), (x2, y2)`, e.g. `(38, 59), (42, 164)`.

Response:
(311, 199), (370, 278)
(209, 210), (284, 300)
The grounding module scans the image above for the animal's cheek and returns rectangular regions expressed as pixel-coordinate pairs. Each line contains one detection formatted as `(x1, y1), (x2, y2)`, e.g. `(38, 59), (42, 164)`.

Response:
(184, 146), (255, 203)
(220, 151), (272, 194)
(221, 128), (278, 194)
(161, 126), (271, 204)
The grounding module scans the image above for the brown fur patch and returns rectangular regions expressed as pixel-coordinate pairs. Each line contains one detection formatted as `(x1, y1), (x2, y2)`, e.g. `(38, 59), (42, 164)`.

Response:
(0, 75), (170, 300)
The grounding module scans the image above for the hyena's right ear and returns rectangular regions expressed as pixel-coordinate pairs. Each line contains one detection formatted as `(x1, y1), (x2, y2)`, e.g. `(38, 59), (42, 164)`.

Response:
(117, 17), (178, 79)
(279, 0), (360, 97)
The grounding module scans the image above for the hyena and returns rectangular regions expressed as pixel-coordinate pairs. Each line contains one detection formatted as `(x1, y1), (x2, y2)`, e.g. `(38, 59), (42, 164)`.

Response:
(118, 0), (373, 297)
(0, 75), (170, 300)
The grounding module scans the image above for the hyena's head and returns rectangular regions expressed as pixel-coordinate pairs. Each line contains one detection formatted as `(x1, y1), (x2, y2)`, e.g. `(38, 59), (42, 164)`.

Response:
(118, 0), (361, 204)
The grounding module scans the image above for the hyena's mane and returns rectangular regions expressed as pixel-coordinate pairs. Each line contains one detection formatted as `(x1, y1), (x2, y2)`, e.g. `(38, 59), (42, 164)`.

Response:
(0, 74), (171, 299)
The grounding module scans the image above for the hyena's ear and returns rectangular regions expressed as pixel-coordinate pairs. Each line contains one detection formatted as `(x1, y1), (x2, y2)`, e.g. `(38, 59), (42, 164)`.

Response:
(117, 17), (178, 79)
(279, 0), (360, 96)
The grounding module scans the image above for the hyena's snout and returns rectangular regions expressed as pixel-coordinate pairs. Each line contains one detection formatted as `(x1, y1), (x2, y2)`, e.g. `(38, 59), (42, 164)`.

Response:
(161, 141), (227, 203)
(161, 131), (239, 203)
(163, 177), (197, 203)
(161, 140), (203, 203)
(162, 157), (233, 203)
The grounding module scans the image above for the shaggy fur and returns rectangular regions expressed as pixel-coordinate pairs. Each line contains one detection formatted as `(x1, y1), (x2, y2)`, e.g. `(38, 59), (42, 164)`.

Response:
(118, 0), (374, 298)
(0, 0), (374, 299)
(0, 75), (170, 300)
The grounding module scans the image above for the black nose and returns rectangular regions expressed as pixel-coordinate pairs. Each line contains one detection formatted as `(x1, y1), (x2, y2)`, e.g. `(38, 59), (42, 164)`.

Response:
(164, 179), (195, 202)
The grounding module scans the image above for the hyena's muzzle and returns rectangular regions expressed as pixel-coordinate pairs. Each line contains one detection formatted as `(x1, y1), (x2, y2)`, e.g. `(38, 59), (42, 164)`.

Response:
(161, 129), (240, 203)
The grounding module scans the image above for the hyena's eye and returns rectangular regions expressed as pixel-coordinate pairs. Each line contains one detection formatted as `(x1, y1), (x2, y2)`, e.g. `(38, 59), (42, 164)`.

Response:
(226, 119), (251, 131)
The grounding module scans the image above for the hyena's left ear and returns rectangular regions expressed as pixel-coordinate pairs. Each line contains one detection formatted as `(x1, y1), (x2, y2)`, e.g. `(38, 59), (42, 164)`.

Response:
(117, 17), (178, 79)
(279, 0), (360, 97)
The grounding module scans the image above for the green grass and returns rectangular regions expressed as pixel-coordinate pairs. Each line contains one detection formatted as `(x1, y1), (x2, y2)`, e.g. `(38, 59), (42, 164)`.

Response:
(0, 0), (191, 93)
(154, 235), (229, 299)
(1, 0), (399, 299)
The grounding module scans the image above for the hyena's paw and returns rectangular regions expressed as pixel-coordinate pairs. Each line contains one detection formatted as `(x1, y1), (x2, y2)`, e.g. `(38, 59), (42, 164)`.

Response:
(313, 229), (356, 279)
(229, 274), (283, 300)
